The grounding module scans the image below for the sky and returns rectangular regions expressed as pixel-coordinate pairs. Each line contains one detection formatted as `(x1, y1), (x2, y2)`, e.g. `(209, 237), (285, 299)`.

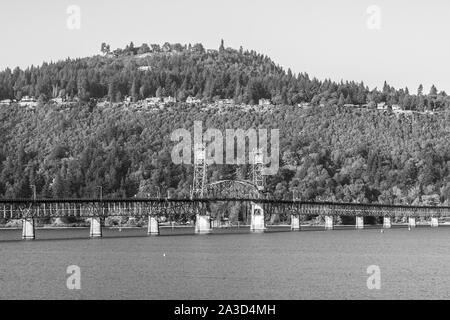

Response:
(1, 0), (449, 93)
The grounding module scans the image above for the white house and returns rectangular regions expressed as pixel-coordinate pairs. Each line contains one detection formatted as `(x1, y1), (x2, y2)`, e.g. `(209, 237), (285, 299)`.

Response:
(377, 102), (387, 110)
(392, 104), (402, 111)
(163, 96), (176, 103)
(19, 96), (37, 107)
(51, 97), (64, 104)
(138, 66), (152, 72)
(0, 99), (12, 106)
(259, 98), (271, 106)
(218, 99), (234, 105)
(186, 96), (201, 104)
(298, 102), (311, 108)
(145, 97), (161, 104)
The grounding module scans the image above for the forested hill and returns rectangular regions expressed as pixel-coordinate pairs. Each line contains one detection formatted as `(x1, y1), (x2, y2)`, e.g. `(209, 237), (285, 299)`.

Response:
(1, 101), (450, 206)
(1, 41), (450, 204)
(0, 41), (449, 110)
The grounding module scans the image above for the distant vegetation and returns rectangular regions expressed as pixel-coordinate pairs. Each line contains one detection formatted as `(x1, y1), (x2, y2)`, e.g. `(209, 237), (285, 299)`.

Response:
(0, 101), (449, 206)
(0, 41), (450, 205)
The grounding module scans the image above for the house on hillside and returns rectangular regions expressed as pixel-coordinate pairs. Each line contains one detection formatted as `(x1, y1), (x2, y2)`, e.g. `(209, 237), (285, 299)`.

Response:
(19, 96), (37, 107)
(145, 97), (161, 105)
(51, 97), (64, 104)
(0, 99), (12, 106)
(218, 99), (234, 105)
(259, 98), (271, 106)
(377, 102), (388, 110)
(186, 96), (201, 104)
(138, 66), (151, 72)
(392, 104), (402, 112)
(163, 96), (176, 103)
(298, 102), (311, 108)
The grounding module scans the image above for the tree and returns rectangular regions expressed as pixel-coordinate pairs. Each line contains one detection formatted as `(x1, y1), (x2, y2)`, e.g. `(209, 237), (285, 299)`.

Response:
(108, 79), (118, 103)
(138, 43), (150, 54)
(101, 42), (110, 55)
(417, 84), (423, 96)
(337, 93), (345, 107)
(130, 79), (139, 102)
(430, 85), (438, 96)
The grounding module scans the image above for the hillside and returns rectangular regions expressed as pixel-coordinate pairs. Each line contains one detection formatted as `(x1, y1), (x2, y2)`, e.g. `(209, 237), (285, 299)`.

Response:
(1, 99), (450, 205)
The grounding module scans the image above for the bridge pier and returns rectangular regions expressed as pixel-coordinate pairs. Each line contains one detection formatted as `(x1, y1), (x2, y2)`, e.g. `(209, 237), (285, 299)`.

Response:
(408, 217), (416, 229)
(147, 216), (159, 235)
(250, 203), (266, 233)
(89, 217), (102, 238)
(291, 214), (300, 231)
(22, 218), (35, 240)
(430, 217), (439, 228)
(355, 216), (364, 229)
(383, 217), (392, 228)
(195, 214), (212, 234)
(324, 216), (333, 230)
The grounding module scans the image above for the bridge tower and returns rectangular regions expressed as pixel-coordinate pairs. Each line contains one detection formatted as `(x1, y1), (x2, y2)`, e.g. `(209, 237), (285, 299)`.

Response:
(250, 148), (266, 232)
(252, 148), (264, 192)
(291, 190), (300, 231)
(192, 143), (207, 199)
(192, 143), (212, 234)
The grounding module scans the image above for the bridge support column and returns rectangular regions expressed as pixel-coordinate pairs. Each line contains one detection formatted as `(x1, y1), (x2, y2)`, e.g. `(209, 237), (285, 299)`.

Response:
(22, 218), (35, 240)
(383, 217), (391, 229)
(250, 203), (266, 233)
(148, 216), (159, 235)
(291, 214), (300, 231)
(408, 217), (416, 229)
(430, 217), (439, 228)
(195, 214), (212, 234)
(324, 216), (333, 230)
(89, 217), (102, 238)
(355, 216), (364, 229)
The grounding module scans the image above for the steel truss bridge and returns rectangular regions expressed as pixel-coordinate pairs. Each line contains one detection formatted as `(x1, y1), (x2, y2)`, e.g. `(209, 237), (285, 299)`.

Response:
(2, 178), (449, 239)
(2, 198), (450, 221)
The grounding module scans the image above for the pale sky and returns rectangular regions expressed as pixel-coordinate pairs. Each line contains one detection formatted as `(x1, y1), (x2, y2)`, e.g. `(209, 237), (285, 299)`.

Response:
(1, 0), (449, 93)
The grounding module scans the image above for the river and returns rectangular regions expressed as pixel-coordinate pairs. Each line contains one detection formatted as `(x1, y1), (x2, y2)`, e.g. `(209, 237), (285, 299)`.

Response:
(0, 226), (449, 299)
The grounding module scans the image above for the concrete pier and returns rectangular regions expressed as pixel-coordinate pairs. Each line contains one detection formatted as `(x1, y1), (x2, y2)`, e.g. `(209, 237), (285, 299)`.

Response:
(22, 218), (35, 240)
(147, 216), (159, 235)
(291, 215), (300, 231)
(89, 217), (102, 238)
(195, 214), (212, 234)
(250, 203), (266, 232)
(383, 217), (392, 228)
(324, 216), (333, 230)
(355, 216), (364, 229)
(430, 217), (439, 227)
(408, 217), (416, 228)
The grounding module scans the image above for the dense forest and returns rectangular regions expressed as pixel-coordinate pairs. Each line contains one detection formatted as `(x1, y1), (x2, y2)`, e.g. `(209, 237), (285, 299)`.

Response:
(0, 41), (449, 111)
(0, 101), (450, 206)
(1, 42), (450, 205)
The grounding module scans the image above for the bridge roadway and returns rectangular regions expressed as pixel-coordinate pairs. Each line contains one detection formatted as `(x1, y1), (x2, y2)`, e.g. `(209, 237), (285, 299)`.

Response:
(0, 198), (447, 239)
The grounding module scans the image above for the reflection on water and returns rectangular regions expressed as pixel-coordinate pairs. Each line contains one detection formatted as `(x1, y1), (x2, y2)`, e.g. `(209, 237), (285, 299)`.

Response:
(0, 226), (449, 299)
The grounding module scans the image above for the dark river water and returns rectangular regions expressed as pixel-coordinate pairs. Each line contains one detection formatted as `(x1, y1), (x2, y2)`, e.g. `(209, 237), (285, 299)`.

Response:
(0, 225), (449, 299)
